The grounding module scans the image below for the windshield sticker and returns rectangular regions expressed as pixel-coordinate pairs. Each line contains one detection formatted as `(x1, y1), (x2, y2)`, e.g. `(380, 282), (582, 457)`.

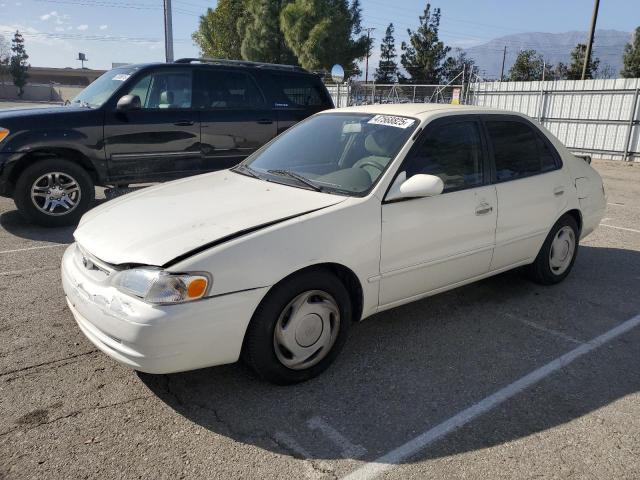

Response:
(112, 74), (130, 82)
(368, 115), (415, 129)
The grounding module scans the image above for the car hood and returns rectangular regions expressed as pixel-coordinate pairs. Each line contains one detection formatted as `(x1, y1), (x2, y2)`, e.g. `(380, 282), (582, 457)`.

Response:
(74, 171), (347, 266)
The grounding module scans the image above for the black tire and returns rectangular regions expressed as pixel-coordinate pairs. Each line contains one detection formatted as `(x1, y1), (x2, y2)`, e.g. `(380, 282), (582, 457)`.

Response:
(242, 269), (352, 385)
(14, 158), (95, 227)
(527, 214), (579, 285)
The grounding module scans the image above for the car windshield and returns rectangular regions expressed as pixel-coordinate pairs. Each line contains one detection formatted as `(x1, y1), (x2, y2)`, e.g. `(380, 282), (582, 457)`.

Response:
(69, 67), (137, 108)
(241, 113), (418, 195)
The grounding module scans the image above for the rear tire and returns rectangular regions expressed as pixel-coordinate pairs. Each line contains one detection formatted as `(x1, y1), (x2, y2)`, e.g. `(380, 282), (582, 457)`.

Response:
(14, 158), (95, 227)
(527, 214), (579, 285)
(242, 270), (352, 385)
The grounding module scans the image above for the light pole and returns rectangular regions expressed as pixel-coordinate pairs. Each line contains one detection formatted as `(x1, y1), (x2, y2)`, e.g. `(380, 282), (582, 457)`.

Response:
(582, 0), (600, 80)
(163, 0), (174, 63)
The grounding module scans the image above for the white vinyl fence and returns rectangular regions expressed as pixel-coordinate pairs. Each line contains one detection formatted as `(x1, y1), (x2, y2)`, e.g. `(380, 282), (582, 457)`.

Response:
(470, 78), (640, 162)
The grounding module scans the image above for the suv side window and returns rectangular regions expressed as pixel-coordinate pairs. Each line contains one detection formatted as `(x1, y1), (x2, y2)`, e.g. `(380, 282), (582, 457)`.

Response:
(193, 69), (265, 109)
(271, 73), (328, 108)
(486, 120), (558, 182)
(126, 70), (193, 109)
(404, 120), (484, 192)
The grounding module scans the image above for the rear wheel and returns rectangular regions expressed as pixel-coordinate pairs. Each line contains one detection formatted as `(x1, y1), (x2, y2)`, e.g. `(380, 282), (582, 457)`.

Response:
(14, 158), (95, 227)
(243, 270), (352, 385)
(527, 214), (579, 285)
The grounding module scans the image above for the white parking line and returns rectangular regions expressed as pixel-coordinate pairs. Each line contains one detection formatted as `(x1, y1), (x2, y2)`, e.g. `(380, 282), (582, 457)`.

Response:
(504, 313), (584, 345)
(600, 224), (640, 234)
(307, 416), (367, 458)
(342, 313), (640, 480)
(0, 243), (68, 254)
(0, 266), (58, 276)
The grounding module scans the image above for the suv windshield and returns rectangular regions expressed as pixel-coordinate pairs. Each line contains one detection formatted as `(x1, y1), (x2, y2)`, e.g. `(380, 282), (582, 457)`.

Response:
(69, 67), (138, 108)
(241, 113), (417, 195)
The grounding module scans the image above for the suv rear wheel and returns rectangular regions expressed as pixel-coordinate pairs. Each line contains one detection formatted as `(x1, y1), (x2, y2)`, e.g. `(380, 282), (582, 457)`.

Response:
(14, 158), (95, 227)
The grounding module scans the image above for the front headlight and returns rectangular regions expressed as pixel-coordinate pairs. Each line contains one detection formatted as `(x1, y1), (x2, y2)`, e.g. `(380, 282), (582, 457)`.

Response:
(0, 128), (9, 143)
(112, 268), (211, 305)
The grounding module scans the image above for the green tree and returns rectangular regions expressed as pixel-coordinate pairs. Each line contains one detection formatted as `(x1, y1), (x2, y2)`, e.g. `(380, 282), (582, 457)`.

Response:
(621, 27), (640, 78)
(280, 0), (369, 77)
(0, 35), (9, 87)
(9, 31), (29, 98)
(508, 49), (545, 81)
(375, 23), (398, 83)
(192, 0), (244, 59)
(238, 0), (296, 64)
(400, 3), (450, 84)
(565, 43), (599, 80)
(441, 48), (475, 84)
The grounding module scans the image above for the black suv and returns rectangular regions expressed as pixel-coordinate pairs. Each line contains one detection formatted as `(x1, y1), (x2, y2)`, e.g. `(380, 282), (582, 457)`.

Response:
(0, 58), (334, 226)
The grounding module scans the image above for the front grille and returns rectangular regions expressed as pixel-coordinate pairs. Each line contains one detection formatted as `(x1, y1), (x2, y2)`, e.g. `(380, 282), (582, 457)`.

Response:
(76, 244), (117, 276)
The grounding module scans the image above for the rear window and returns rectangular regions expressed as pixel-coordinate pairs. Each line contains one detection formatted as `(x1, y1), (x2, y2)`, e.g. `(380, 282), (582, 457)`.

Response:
(193, 69), (265, 109)
(486, 120), (559, 182)
(271, 73), (330, 108)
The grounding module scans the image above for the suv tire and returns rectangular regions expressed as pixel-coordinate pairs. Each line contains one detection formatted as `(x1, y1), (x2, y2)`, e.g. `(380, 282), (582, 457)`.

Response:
(14, 158), (95, 227)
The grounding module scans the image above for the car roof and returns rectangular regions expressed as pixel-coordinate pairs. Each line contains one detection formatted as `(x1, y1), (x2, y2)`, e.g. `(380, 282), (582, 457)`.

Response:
(326, 103), (523, 121)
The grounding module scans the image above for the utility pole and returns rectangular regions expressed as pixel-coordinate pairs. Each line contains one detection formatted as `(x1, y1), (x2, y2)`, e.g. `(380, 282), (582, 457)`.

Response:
(500, 46), (507, 81)
(581, 0), (600, 80)
(364, 27), (375, 84)
(163, 0), (174, 63)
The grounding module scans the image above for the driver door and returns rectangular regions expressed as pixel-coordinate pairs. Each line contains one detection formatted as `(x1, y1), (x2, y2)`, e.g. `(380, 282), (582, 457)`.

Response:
(379, 116), (498, 307)
(104, 68), (201, 182)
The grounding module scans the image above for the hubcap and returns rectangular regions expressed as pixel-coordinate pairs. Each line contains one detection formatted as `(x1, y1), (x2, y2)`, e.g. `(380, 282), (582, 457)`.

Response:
(549, 226), (576, 275)
(273, 290), (340, 370)
(30, 172), (81, 216)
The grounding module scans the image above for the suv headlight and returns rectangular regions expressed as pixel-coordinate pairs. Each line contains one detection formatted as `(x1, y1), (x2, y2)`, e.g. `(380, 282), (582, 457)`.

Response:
(112, 268), (211, 305)
(0, 128), (9, 143)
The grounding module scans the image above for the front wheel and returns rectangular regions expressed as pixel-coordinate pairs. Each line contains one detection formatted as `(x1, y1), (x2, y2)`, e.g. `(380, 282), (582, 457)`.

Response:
(242, 270), (352, 385)
(527, 214), (579, 285)
(14, 158), (95, 227)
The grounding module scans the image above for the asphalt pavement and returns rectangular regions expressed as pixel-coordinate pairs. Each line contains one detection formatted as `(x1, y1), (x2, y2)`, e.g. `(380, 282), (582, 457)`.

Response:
(1, 160), (639, 479)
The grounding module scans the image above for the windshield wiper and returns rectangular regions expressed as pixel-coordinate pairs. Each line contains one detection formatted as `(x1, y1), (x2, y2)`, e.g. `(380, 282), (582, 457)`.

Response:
(267, 169), (322, 192)
(231, 164), (260, 179)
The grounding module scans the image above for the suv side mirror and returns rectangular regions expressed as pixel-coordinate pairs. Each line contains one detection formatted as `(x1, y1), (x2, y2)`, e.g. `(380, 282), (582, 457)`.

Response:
(116, 94), (141, 112)
(386, 173), (444, 201)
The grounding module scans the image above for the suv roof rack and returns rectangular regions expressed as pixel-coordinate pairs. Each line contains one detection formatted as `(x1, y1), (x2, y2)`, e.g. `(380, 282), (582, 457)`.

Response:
(174, 58), (307, 72)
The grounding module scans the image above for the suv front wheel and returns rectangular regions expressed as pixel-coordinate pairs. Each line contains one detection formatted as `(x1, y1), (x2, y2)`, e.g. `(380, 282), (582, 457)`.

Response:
(14, 158), (95, 227)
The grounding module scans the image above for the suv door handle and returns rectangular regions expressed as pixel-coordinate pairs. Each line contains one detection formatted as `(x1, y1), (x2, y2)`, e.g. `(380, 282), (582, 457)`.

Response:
(475, 204), (493, 215)
(257, 118), (274, 125)
(554, 186), (565, 196)
(174, 120), (194, 126)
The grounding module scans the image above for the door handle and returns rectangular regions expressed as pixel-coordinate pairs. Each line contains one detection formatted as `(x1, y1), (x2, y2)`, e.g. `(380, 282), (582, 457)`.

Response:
(174, 120), (194, 126)
(257, 118), (274, 125)
(475, 204), (493, 215)
(554, 186), (565, 196)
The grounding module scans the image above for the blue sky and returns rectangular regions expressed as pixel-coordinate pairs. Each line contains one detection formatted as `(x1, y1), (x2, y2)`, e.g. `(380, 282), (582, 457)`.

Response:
(0, 0), (638, 71)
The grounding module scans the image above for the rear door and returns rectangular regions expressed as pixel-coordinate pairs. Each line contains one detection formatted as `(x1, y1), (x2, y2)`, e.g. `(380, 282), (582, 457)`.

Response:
(268, 72), (334, 135)
(484, 116), (569, 270)
(194, 68), (276, 171)
(104, 67), (201, 182)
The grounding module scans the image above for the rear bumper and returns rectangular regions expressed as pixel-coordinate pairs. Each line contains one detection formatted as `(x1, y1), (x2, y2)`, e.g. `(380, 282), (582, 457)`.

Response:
(61, 243), (269, 374)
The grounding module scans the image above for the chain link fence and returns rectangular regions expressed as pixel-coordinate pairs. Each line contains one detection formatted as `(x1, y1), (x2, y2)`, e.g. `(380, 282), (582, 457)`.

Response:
(325, 83), (465, 108)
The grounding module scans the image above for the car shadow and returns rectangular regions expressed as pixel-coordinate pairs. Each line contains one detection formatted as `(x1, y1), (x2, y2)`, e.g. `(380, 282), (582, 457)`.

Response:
(140, 245), (640, 465)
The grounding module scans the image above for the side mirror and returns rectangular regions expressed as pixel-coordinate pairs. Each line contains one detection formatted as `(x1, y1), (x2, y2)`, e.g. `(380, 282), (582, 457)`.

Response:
(386, 173), (444, 201)
(116, 94), (141, 112)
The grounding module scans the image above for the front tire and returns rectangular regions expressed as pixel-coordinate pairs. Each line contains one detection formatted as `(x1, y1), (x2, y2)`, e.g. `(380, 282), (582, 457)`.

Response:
(242, 270), (352, 385)
(527, 214), (579, 285)
(14, 158), (95, 227)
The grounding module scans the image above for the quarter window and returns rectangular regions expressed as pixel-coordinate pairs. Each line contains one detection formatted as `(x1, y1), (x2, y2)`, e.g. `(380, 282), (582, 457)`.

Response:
(486, 120), (558, 181)
(272, 73), (328, 107)
(404, 121), (484, 192)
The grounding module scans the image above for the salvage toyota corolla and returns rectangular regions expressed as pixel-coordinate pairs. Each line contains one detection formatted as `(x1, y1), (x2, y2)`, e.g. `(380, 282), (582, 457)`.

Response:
(61, 104), (606, 384)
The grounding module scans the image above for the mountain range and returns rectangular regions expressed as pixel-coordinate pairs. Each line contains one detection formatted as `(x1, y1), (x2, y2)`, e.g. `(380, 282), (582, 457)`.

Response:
(463, 29), (632, 79)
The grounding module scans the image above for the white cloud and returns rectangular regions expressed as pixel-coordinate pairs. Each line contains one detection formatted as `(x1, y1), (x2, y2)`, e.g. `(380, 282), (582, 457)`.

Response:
(40, 13), (52, 21)
(77, 24), (88, 31)
(99, 24), (108, 30)
(55, 26), (65, 32)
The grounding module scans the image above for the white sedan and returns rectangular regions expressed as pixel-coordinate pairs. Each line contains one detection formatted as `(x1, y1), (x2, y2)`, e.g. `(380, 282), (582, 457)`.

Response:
(61, 104), (606, 384)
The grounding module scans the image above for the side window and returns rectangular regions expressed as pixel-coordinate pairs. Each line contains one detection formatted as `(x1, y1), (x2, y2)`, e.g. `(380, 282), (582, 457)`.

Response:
(404, 120), (484, 192)
(272, 73), (327, 108)
(126, 70), (192, 109)
(486, 120), (558, 182)
(193, 70), (265, 109)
